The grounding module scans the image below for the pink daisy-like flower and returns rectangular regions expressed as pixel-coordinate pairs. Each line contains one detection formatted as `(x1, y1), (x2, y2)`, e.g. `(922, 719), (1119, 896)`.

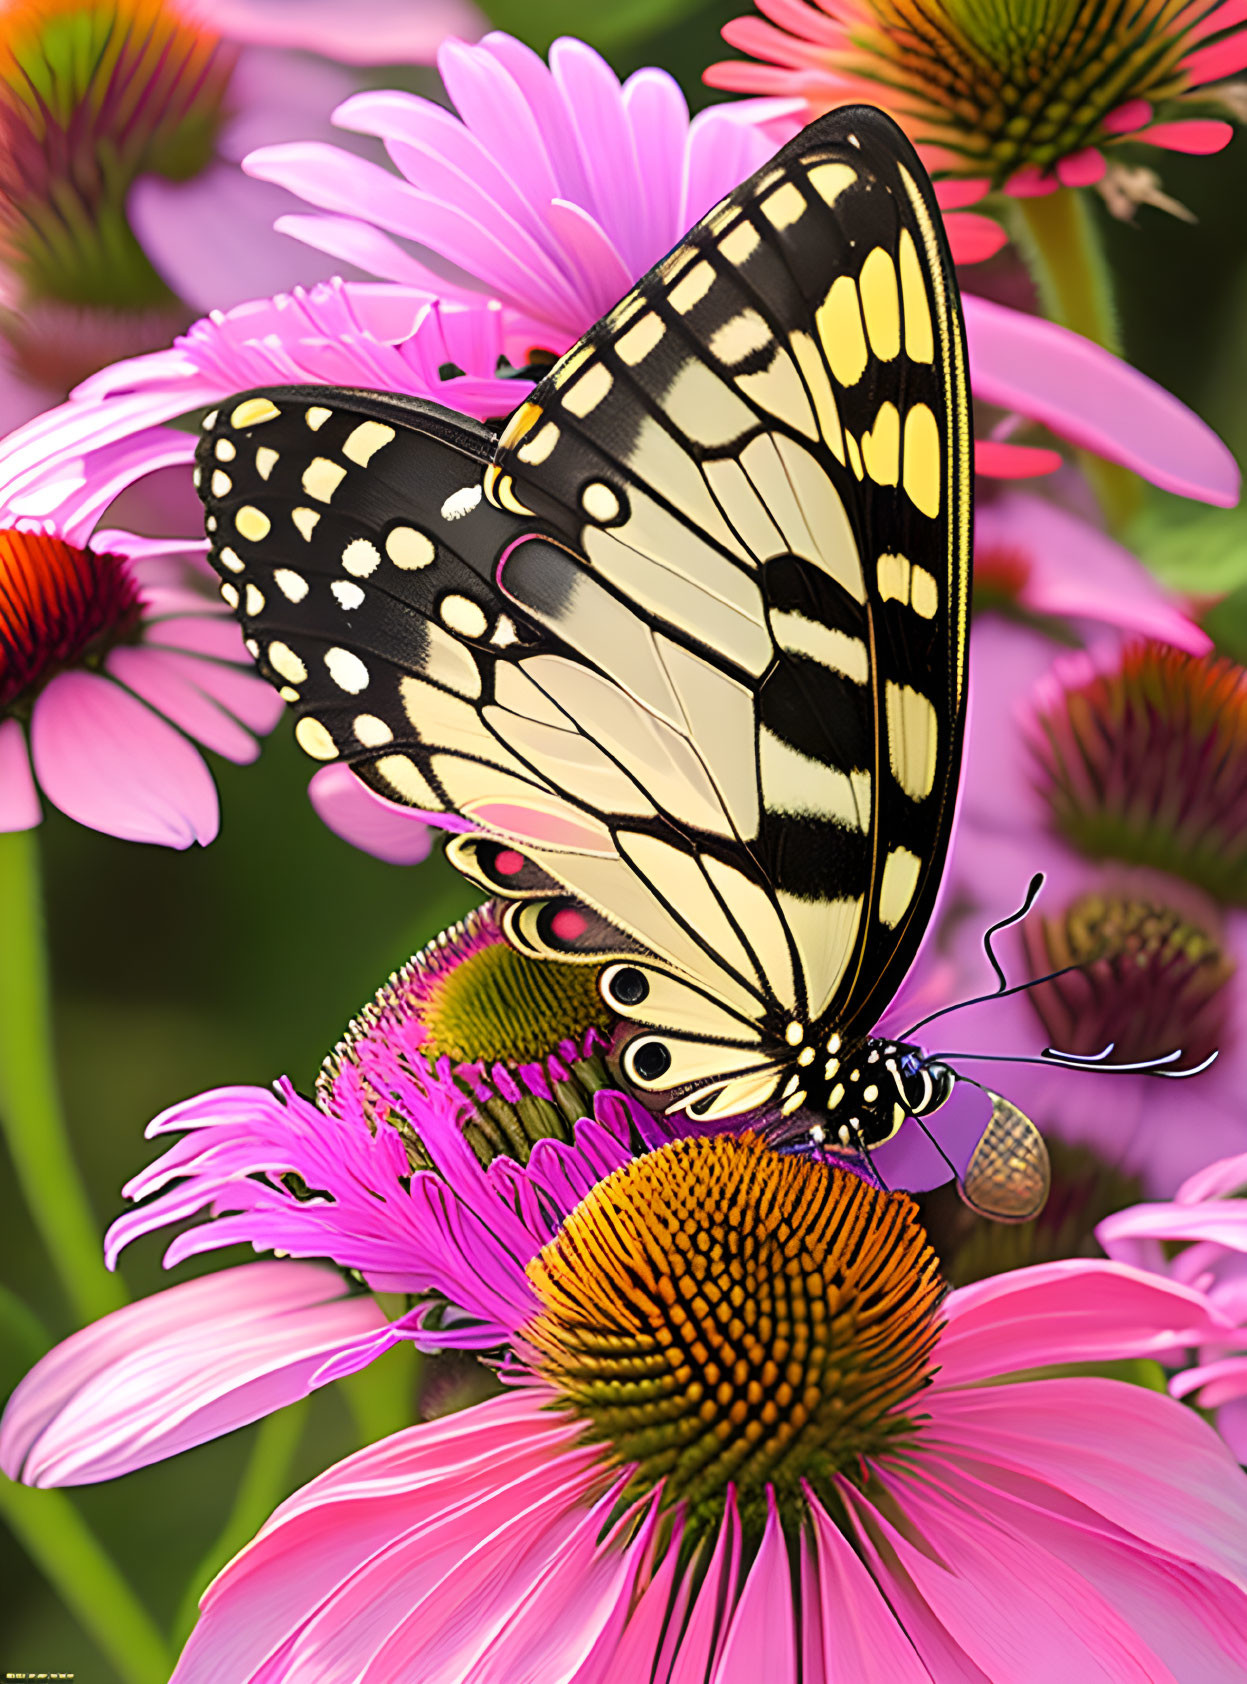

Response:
(0, 423), (281, 844)
(1101, 1152), (1247, 1460)
(922, 632), (1247, 1194)
(5, 1059), (1247, 1677)
(705, 0), (1245, 222)
(0, 0), (482, 429)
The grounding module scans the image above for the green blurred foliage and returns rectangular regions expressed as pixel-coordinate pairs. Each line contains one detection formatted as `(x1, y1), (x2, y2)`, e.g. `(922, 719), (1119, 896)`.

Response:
(2, 0), (1247, 1674)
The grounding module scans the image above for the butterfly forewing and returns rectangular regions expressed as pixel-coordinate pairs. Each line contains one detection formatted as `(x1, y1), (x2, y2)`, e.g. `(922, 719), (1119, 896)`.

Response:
(194, 104), (971, 1123)
(489, 106), (971, 1054)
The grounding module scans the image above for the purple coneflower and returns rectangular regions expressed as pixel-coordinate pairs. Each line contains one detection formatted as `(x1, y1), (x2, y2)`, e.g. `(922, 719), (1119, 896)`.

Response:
(0, 422), (281, 843)
(0, 0), (480, 426)
(930, 635), (1247, 1193)
(4, 1062), (1247, 1677)
(706, 0), (1246, 213)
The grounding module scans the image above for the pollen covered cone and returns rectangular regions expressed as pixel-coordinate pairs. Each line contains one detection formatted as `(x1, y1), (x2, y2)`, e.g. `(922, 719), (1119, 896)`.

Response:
(708, 0), (1243, 204)
(524, 1132), (942, 1535)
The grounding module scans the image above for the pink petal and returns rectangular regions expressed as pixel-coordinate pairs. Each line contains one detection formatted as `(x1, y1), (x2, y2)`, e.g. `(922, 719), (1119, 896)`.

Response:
(875, 1466), (1183, 1682)
(1103, 99), (1152, 135)
(807, 1498), (930, 1682)
(163, 653), (285, 736)
(934, 177), (991, 209)
(964, 294), (1241, 505)
(1006, 164), (1061, 198)
(1144, 119), (1235, 154)
(146, 615), (250, 661)
(0, 1262), (388, 1486)
(977, 492), (1211, 651)
(174, 1395), (593, 1684)
(713, 1491), (796, 1683)
(183, 0), (484, 64)
(30, 671), (218, 847)
(0, 718), (41, 831)
(974, 438), (1062, 477)
(1217, 1396), (1247, 1461)
(944, 210), (1008, 264)
(1171, 1357), (1247, 1410)
(926, 1378), (1247, 1585)
(1057, 148), (1107, 187)
(130, 163), (366, 316)
(308, 764), (435, 864)
(1098, 1203), (1247, 1258)
(1179, 1152), (1247, 1204)
(1184, 35), (1247, 83)
(937, 1260), (1230, 1386)
(667, 1493), (741, 1684)
(106, 647), (261, 764)
(592, 1517), (687, 1684)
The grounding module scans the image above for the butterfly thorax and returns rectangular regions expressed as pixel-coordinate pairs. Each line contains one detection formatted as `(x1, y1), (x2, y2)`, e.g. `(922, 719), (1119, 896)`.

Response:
(768, 1033), (955, 1154)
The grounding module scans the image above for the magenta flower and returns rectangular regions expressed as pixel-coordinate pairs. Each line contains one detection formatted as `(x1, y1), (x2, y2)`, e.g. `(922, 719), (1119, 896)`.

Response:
(705, 0), (1245, 220)
(5, 1064), (1246, 1677)
(926, 634), (1247, 1194)
(0, 424), (281, 844)
(1101, 1152), (1247, 1460)
(0, 0), (482, 431)
(241, 31), (792, 354)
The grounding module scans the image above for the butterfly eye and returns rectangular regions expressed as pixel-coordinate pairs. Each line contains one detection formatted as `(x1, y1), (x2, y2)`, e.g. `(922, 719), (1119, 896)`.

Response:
(606, 967), (649, 1007)
(626, 1039), (673, 1084)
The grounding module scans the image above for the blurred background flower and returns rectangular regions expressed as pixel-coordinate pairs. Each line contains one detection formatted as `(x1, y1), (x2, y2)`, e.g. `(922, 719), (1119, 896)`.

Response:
(0, 0), (483, 431)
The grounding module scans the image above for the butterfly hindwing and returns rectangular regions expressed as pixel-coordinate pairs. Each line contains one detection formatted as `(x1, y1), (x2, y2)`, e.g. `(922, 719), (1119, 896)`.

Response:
(195, 103), (971, 1123)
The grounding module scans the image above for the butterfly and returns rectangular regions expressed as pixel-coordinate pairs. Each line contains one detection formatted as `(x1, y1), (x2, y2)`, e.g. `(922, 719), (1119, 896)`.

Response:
(195, 104), (1049, 1223)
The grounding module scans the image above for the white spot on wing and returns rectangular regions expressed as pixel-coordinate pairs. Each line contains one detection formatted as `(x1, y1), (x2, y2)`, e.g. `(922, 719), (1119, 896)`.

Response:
(440, 485), (482, 521)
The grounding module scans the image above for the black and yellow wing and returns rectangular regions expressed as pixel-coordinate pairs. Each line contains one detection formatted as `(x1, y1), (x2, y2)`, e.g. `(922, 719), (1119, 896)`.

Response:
(194, 104), (971, 1122)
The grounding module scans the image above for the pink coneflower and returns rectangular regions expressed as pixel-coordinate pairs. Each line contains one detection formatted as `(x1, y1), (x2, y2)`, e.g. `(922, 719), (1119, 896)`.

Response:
(927, 636), (1247, 1193)
(1101, 1151), (1247, 1460)
(0, 0), (481, 427)
(706, 0), (1245, 217)
(0, 423), (281, 843)
(6, 1078), (1246, 1677)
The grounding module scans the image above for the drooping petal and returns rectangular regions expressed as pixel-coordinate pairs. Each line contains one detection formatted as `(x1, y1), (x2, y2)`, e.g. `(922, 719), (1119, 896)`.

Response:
(964, 296), (1241, 505)
(977, 493), (1210, 652)
(170, 1393), (597, 1684)
(0, 719), (41, 831)
(308, 763), (436, 863)
(937, 1261), (1231, 1387)
(30, 671), (218, 847)
(0, 1262), (389, 1487)
(713, 1491), (797, 1683)
(807, 1496), (930, 1683)
(925, 1378), (1247, 1587)
(106, 646), (262, 763)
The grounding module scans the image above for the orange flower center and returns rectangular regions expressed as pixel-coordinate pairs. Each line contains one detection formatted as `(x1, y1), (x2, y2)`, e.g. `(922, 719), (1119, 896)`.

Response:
(0, 528), (142, 711)
(525, 1133), (942, 1535)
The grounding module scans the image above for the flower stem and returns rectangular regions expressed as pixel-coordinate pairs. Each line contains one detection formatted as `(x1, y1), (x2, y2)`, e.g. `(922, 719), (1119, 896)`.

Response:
(0, 829), (125, 1324)
(0, 1481), (171, 1684)
(1012, 188), (1141, 531)
(172, 1399), (309, 1647)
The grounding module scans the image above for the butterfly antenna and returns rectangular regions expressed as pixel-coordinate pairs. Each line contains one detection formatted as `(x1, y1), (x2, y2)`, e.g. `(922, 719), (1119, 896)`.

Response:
(930, 1045), (1218, 1077)
(902, 874), (1055, 1040)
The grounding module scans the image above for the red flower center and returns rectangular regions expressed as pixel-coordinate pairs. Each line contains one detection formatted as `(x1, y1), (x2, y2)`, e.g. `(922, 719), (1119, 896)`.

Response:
(0, 528), (142, 711)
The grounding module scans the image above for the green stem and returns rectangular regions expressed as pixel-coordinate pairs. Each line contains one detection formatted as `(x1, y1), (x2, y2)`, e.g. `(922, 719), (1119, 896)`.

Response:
(1012, 188), (1142, 532)
(0, 1481), (171, 1684)
(172, 1399), (309, 1647)
(0, 828), (126, 1324)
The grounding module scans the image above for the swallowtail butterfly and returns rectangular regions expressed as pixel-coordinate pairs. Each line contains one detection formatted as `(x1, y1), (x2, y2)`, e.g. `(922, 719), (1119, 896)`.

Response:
(195, 105), (1049, 1222)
